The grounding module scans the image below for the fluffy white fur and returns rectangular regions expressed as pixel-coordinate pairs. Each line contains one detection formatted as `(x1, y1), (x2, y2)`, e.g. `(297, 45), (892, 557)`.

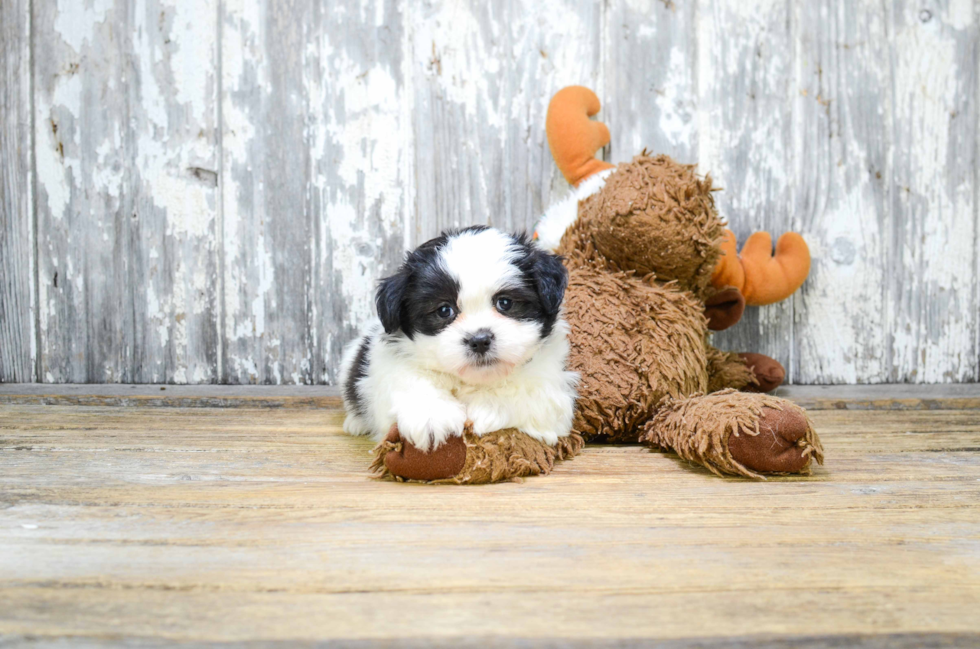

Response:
(341, 228), (578, 452)
(533, 168), (614, 251)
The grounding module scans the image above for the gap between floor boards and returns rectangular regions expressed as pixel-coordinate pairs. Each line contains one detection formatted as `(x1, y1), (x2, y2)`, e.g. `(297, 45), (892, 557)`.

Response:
(0, 383), (979, 411)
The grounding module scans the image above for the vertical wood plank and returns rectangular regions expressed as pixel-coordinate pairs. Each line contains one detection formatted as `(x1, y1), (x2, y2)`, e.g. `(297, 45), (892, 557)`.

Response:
(220, 0), (412, 384)
(0, 0), (35, 382)
(410, 0), (604, 244)
(697, 0), (797, 378)
(887, 0), (978, 382)
(220, 0), (316, 384)
(33, 0), (220, 383)
(791, 1), (892, 384)
(306, 0), (412, 383)
(10, 0), (979, 385)
(605, 0), (698, 163)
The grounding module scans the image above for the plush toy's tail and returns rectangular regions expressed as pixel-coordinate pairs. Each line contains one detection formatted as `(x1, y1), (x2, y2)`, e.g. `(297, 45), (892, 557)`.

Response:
(711, 229), (811, 306)
(546, 86), (615, 186)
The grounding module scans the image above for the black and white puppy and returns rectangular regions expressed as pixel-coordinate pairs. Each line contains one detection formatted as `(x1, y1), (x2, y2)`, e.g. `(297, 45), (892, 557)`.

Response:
(340, 226), (577, 451)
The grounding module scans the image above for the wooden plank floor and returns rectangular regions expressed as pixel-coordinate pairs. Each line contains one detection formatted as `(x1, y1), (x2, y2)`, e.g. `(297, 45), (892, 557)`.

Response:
(1, 387), (979, 647)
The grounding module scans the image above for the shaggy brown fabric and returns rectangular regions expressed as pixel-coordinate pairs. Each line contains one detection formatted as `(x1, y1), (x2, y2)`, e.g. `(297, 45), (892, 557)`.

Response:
(738, 353), (786, 393)
(563, 154), (726, 300)
(706, 347), (759, 394)
(550, 151), (822, 476)
(560, 262), (709, 443)
(371, 425), (584, 485)
(365, 91), (820, 484)
(704, 286), (746, 331)
(530, 86), (823, 479)
(639, 389), (824, 480)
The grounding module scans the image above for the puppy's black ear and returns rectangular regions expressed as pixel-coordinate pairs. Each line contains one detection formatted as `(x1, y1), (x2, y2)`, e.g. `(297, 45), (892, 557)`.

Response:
(376, 269), (409, 334)
(530, 250), (568, 316)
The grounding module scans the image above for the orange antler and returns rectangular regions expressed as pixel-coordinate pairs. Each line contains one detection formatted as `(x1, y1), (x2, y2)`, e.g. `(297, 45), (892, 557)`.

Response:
(546, 86), (615, 186)
(712, 229), (811, 306)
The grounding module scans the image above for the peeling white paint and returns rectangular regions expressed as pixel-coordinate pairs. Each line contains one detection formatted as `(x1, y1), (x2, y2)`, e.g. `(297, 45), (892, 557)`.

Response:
(947, 0), (973, 30)
(655, 47), (696, 154)
(413, 1), (503, 129)
(22, 0), (980, 385)
(220, 0), (264, 163)
(326, 198), (377, 329)
(169, 2), (215, 123)
(146, 282), (170, 348)
(800, 189), (888, 384)
(35, 72), (83, 220)
(53, 0), (112, 53)
(891, 4), (976, 381)
(34, 124), (71, 221)
(313, 54), (405, 330)
(33, 0), (220, 383)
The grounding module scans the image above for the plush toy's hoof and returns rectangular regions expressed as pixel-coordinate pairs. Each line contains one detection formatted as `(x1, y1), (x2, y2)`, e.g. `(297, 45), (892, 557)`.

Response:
(641, 389), (823, 479)
(371, 424), (583, 485)
(739, 353), (785, 393)
(705, 286), (746, 331)
(377, 425), (467, 481)
(728, 405), (814, 474)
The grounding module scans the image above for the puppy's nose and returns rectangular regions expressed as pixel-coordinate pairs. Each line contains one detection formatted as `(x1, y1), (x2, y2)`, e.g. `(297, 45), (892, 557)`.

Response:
(465, 329), (494, 355)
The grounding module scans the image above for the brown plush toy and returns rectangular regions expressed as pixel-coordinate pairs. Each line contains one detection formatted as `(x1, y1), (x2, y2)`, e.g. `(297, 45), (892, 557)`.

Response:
(372, 86), (823, 483)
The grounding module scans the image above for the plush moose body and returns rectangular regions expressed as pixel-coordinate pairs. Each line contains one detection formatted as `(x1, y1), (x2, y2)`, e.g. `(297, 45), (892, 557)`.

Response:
(373, 87), (823, 483)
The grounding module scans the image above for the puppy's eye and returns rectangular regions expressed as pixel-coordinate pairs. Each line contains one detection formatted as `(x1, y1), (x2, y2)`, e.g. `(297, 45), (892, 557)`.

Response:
(436, 304), (455, 319)
(495, 297), (513, 312)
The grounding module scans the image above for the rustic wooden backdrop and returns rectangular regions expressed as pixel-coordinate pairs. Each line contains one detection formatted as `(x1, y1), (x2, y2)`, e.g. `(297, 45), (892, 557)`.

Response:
(1, 0), (978, 385)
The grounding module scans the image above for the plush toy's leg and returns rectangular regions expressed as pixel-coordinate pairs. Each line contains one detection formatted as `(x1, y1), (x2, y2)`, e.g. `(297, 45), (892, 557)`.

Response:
(371, 424), (584, 485)
(639, 389), (823, 479)
(706, 347), (757, 393)
(706, 346), (785, 393)
(739, 353), (786, 393)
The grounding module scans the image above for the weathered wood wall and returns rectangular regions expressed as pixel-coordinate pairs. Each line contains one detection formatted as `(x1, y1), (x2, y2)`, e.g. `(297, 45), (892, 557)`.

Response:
(1, 0), (978, 385)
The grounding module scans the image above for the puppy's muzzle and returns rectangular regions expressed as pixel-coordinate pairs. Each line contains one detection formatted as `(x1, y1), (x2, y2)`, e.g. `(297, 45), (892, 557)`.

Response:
(465, 328), (494, 356)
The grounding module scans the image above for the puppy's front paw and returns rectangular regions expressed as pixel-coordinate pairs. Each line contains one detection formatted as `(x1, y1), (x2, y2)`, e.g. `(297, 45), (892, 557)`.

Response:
(522, 427), (562, 446)
(396, 399), (467, 452)
(466, 402), (508, 436)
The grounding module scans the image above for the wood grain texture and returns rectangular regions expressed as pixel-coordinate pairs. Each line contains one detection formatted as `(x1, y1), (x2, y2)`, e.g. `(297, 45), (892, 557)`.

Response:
(0, 0), (35, 382)
(887, 0), (978, 382)
(791, 0), (893, 384)
(221, 0), (411, 385)
(4, 382), (980, 411)
(410, 0), (604, 242)
(1, 400), (979, 644)
(605, 0), (698, 163)
(309, 0), (411, 383)
(699, 0), (797, 375)
(1, 635), (977, 649)
(4, 0), (980, 385)
(32, 0), (221, 383)
(220, 0), (314, 385)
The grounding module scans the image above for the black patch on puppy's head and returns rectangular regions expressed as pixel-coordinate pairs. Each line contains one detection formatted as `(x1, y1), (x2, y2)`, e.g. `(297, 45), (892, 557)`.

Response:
(375, 271), (411, 335)
(377, 227), (568, 339)
(376, 229), (485, 338)
(494, 232), (568, 338)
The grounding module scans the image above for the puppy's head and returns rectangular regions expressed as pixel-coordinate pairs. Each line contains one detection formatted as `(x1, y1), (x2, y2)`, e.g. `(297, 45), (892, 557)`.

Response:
(376, 226), (567, 384)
